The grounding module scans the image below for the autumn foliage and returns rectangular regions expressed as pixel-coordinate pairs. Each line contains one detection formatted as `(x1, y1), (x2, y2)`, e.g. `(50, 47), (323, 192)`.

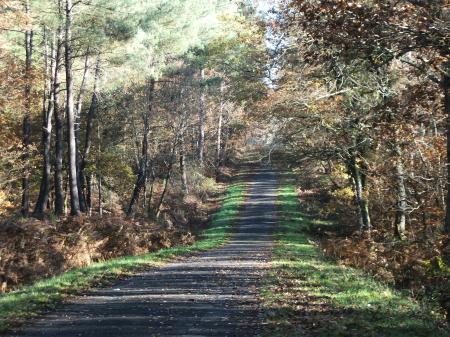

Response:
(260, 0), (450, 318)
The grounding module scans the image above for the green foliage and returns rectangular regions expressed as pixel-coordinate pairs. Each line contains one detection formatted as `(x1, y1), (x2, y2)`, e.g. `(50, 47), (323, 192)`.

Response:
(203, 13), (267, 103)
(101, 0), (242, 85)
(103, 17), (137, 41)
(1, 0), (244, 90)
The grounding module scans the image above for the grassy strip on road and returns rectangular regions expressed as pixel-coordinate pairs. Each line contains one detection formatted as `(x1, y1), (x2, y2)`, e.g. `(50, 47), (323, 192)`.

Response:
(263, 183), (447, 337)
(0, 183), (246, 332)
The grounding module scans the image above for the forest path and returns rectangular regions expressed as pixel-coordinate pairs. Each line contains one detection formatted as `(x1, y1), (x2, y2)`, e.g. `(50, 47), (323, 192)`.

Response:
(7, 168), (278, 337)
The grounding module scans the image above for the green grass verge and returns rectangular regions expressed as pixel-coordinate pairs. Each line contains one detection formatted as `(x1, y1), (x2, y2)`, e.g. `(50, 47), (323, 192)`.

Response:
(263, 183), (447, 337)
(0, 183), (246, 332)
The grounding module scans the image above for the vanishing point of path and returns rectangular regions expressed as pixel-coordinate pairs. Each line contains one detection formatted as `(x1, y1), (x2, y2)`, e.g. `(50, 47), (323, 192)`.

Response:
(7, 168), (278, 337)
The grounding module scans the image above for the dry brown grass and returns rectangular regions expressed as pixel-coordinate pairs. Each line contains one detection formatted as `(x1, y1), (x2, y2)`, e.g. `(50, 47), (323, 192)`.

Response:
(0, 214), (198, 292)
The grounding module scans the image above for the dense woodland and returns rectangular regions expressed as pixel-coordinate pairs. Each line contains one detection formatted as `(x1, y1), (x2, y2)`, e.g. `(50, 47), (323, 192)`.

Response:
(0, 0), (267, 291)
(1, 0), (450, 328)
(264, 0), (450, 318)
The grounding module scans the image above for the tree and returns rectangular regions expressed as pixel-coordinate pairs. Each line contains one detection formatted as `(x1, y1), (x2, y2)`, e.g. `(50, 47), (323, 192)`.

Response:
(21, 0), (33, 217)
(79, 56), (101, 212)
(198, 68), (206, 166)
(287, 0), (450, 232)
(34, 27), (55, 215)
(127, 79), (155, 218)
(53, 19), (65, 216)
(1, 0), (258, 221)
(64, 0), (81, 215)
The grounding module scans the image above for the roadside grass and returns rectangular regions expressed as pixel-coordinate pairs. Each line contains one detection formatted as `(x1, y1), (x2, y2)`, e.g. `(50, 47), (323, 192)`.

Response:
(0, 183), (246, 332)
(263, 183), (447, 337)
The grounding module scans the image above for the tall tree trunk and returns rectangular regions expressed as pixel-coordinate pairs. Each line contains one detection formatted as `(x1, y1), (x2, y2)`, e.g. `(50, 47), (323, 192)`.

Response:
(146, 167), (155, 215)
(142, 177), (148, 210)
(75, 52), (90, 211)
(179, 87), (188, 195)
(394, 144), (407, 239)
(222, 123), (230, 165)
(216, 81), (225, 175)
(86, 173), (93, 213)
(198, 68), (206, 166)
(432, 117), (447, 210)
(192, 125), (198, 157)
(127, 79), (155, 218)
(65, 0), (80, 216)
(79, 56), (100, 211)
(86, 174), (94, 215)
(348, 155), (372, 231)
(444, 67), (450, 234)
(34, 28), (55, 215)
(75, 53), (90, 120)
(216, 112), (223, 166)
(54, 28), (64, 216)
(98, 175), (103, 217)
(180, 132), (188, 195)
(21, 0), (33, 217)
(127, 125), (148, 217)
(97, 123), (102, 216)
(64, 172), (69, 215)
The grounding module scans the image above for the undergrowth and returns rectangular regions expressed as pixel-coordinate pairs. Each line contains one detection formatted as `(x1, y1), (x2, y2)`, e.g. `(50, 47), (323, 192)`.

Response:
(263, 183), (447, 337)
(0, 183), (245, 332)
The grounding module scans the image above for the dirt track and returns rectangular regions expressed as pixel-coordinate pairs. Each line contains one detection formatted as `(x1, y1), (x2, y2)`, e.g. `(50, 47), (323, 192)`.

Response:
(6, 169), (278, 337)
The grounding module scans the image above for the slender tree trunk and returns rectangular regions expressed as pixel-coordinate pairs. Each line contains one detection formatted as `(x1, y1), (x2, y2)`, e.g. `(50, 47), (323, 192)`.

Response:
(443, 67), (450, 234)
(216, 112), (223, 165)
(216, 81), (225, 175)
(127, 79), (155, 218)
(34, 28), (55, 215)
(198, 68), (206, 166)
(394, 144), (407, 239)
(127, 122), (149, 217)
(348, 155), (371, 232)
(41, 27), (49, 128)
(432, 117), (447, 210)
(87, 173), (93, 213)
(97, 122), (102, 216)
(179, 87), (188, 195)
(98, 175), (103, 216)
(192, 125), (198, 156)
(21, 0), (33, 217)
(142, 176), (148, 210)
(180, 132), (188, 195)
(223, 123), (230, 165)
(156, 172), (171, 219)
(131, 117), (141, 168)
(75, 53), (90, 121)
(127, 160), (146, 218)
(65, 0), (80, 215)
(64, 173), (69, 215)
(155, 147), (178, 219)
(442, 66), (450, 326)
(147, 167), (155, 214)
(54, 29), (64, 216)
(75, 52), (90, 211)
(79, 56), (100, 210)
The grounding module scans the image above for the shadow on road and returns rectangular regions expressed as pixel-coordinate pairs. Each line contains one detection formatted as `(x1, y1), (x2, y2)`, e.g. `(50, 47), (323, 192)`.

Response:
(7, 168), (278, 337)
